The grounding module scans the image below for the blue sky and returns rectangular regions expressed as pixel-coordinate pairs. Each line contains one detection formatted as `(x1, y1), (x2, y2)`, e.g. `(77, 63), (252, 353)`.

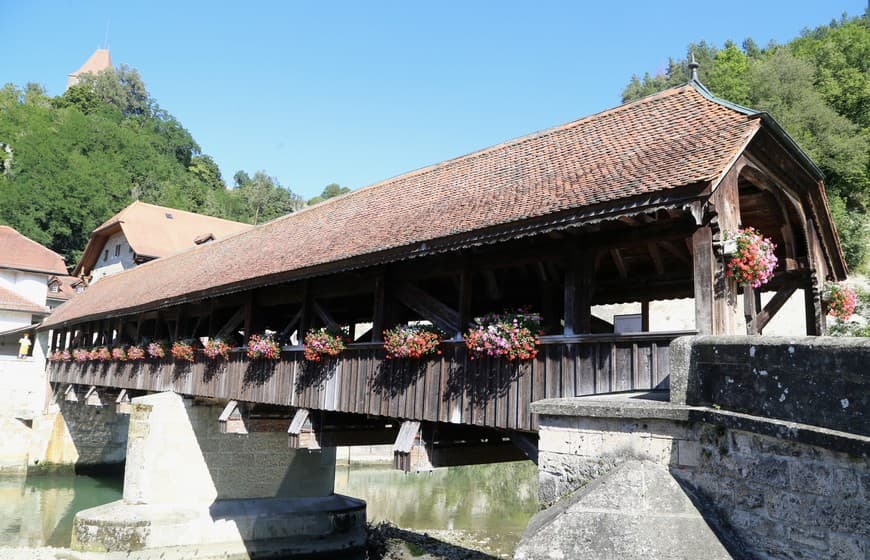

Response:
(2, 1), (865, 199)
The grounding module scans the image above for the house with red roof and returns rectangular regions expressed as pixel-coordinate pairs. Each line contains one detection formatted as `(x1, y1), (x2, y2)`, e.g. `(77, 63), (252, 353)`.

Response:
(0, 226), (68, 419)
(73, 201), (252, 285)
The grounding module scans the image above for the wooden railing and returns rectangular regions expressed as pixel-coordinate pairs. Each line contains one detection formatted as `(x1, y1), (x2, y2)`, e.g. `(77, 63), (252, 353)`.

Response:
(48, 331), (691, 432)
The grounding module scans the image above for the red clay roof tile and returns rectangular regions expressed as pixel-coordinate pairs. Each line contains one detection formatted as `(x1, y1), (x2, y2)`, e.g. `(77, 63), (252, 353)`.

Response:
(44, 84), (760, 327)
(0, 226), (68, 276)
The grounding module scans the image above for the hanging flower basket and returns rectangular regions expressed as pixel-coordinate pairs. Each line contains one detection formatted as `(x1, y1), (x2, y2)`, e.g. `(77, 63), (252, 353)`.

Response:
(464, 308), (542, 361)
(127, 345), (146, 361)
(383, 325), (444, 359)
(72, 348), (90, 363)
(171, 341), (196, 362)
(204, 338), (232, 360)
(247, 334), (281, 360)
(146, 342), (166, 360)
(91, 347), (112, 362)
(302, 328), (345, 362)
(724, 228), (778, 288)
(824, 282), (858, 321)
(111, 347), (127, 361)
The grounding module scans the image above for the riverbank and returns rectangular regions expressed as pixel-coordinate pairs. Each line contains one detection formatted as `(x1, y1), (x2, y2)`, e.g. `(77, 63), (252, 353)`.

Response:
(0, 523), (503, 560)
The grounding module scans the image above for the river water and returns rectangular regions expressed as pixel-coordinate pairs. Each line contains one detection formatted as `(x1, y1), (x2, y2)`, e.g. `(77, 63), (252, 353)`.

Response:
(0, 461), (538, 557)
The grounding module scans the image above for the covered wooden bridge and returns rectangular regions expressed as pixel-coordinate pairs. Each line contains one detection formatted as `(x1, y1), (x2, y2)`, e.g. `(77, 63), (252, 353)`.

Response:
(42, 80), (846, 468)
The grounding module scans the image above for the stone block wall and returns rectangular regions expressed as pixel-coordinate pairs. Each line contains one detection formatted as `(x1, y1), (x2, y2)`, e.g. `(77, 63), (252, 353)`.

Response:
(26, 398), (129, 472)
(537, 415), (869, 559)
(671, 335), (870, 436)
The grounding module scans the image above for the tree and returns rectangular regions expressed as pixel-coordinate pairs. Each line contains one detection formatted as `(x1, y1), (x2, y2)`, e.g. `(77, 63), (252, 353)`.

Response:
(308, 183), (350, 205)
(620, 16), (870, 270)
(232, 171), (305, 224)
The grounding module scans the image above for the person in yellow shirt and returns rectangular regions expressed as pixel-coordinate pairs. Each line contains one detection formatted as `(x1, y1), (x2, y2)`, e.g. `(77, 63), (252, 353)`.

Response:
(18, 333), (31, 358)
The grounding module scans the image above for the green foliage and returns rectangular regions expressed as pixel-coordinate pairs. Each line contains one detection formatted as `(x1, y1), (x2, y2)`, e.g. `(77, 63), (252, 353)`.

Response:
(828, 287), (870, 337)
(307, 182), (350, 206)
(621, 13), (870, 269)
(231, 170), (305, 224)
(0, 65), (310, 264)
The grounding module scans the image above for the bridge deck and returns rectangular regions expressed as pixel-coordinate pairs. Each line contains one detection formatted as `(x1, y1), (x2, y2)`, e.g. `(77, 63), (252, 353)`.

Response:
(49, 332), (683, 432)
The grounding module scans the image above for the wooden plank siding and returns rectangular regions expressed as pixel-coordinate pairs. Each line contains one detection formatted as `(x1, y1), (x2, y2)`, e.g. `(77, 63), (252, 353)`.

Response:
(48, 332), (689, 433)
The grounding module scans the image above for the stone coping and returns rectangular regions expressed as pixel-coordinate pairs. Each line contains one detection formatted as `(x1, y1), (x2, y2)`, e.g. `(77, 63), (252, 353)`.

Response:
(531, 392), (870, 458)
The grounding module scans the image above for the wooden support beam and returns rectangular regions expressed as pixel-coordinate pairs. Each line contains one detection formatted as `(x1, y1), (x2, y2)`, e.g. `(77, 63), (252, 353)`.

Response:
(393, 283), (460, 335)
(753, 286), (796, 334)
(610, 249), (628, 280)
(744, 286), (759, 334)
(371, 274), (386, 342)
(393, 420), (424, 472)
(279, 308), (303, 339)
(242, 292), (255, 338)
(298, 282), (311, 338)
(564, 250), (594, 336)
(456, 266), (472, 340)
(84, 386), (103, 407)
(659, 240), (690, 265)
(218, 400), (247, 434)
(312, 300), (340, 332)
(509, 432), (539, 464)
(641, 300), (650, 332)
(215, 306), (245, 340)
(805, 273), (825, 336)
(287, 408), (312, 449)
(692, 226), (715, 335)
(647, 243), (665, 275)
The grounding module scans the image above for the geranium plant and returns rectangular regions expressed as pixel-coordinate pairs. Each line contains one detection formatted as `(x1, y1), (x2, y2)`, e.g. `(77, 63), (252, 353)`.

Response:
(383, 324), (444, 359)
(146, 341), (165, 360)
(49, 351), (62, 362)
(59, 350), (71, 362)
(127, 345), (145, 361)
(171, 340), (196, 362)
(111, 347), (127, 361)
(464, 308), (542, 361)
(724, 227), (778, 288)
(91, 347), (112, 362)
(824, 282), (858, 321)
(247, 334), (281, 360)
(72, 348), (90, 363)
(302, 328), (345, 362)
(203, 338), (232, 360)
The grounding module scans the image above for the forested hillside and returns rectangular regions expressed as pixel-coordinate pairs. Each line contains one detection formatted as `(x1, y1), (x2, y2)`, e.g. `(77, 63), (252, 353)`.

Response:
(623, 14), (869, 271)
(0, 66), (308, 265)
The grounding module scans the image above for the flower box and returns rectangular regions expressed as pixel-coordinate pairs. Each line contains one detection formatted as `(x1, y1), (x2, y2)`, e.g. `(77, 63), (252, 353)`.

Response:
(464, 308), (541, 361)
(383, 325), (443, 359)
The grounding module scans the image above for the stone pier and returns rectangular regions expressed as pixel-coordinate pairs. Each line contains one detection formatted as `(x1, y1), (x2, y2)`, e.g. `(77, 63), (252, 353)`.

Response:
(72, 391), (366, 558)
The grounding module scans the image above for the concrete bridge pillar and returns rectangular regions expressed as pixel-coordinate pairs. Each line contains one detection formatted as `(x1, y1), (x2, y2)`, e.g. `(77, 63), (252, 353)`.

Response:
(72, 391), (366, 558)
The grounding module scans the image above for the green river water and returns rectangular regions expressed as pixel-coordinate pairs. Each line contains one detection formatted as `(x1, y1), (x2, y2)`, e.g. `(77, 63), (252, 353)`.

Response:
(0, 461), (538, 557)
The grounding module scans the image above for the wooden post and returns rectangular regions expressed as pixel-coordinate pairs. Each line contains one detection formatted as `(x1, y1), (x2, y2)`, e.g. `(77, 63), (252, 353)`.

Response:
(456, 266), (472, 340)
(372, 274), (385, 342)
(805, 273), (825, 336)
(641, 300), (650, 332)
(243, 292), (255, 338)
(744, 286), (758, 335)
(298, 281), (311, 337)
(692, 226), (715, 335)
(564, 250), (593, 336)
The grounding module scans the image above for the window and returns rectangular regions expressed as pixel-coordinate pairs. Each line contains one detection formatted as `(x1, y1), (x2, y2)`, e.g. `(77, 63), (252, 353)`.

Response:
(115, 244), (121, 257)
(103, 249), (108, 261)
(75, 285), (85, 293)
(49, 283), (59, 293)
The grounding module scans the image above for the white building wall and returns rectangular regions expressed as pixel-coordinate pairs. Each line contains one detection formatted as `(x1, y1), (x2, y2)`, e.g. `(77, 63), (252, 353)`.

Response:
(0, 311), (34, 335)
(0, 269), (47, 305)
(90, 231), (136, 283)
